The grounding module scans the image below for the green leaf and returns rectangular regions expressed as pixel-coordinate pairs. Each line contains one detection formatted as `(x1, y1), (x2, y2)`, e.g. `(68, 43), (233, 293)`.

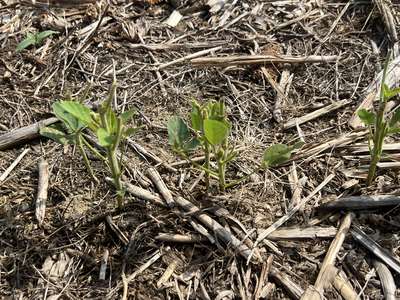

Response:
(383, 84), (400, 101)
(203, 119), (229, 145)
(97, 128), (113, 147)
(35, 30), (57, 44)
(183, 138), (200, 152)
(123, 127), (138, 137)
(357, 109), (376, 126)
(120, 110), (136, 123)
(167, 116), (199, 152)
(387, 127), (400, 134)
(52, 102), (84, 132)
(56, 101), (94, 129)
(168, 116), (190, 148)
(40, 124), (74, 145)
(389, 108), (400, 127)
(106, 109), (118, 134)
(191, 103), (203, 131)
(206, 101), (225, 122)
(16, 36), (36, 52)
(262, 144), (296, 168)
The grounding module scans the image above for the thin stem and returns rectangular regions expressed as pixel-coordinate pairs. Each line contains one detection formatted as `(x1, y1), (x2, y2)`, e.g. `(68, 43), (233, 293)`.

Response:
(107, 148), (123, 208)
(367, 54), (391, 185)
(204, 142), (210, 191)
(175, 150), (219, 179)
(77, 134), (98, 183)
(81, 135), (107, 161)
(225, 166), (262, 189)
(218, 159), (226, 192)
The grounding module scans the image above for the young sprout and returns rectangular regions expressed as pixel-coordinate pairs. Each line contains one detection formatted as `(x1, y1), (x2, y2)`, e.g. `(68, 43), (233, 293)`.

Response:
(357, 53), (400, 186)
(16, 30), (58, 52)
(168, 99), (300, 192)
(40, 82), (137, 208)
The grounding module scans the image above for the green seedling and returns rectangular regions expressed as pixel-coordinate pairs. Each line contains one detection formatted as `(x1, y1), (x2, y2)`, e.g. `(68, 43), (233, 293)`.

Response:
(16, 30), (58, 52)
(357, 54), (400, 186)
(40, 82), (137, 208)
(168, 100), (300, 192)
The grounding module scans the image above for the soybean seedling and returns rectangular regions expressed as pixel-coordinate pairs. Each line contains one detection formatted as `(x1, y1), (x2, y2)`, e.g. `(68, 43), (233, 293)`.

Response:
(357, 54), (400, 186)
(16, 30), (58, 52)
(168, 100), (300, 192)
(40, 82), (137, 208)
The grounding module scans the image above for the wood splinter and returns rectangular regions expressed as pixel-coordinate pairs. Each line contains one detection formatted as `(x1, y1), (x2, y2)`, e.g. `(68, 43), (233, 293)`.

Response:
(301, 213), (353, 300)
(99, 249), (109, 281)
(35, 159), (49, 226)
(146, 167), (175, 207)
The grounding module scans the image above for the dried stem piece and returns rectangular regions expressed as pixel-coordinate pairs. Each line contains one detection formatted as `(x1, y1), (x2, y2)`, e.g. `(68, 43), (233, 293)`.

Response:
(270, 268), (304, 300)
(0, 148), (30, 182)
(255, 174), (334, 249)
(146, 167), (175, 207)
(155, 233), (207, 243)
(351, 226), (400, 275)
(127, 138), (177, 172)
(301, 213), (353, 300)
(374, 0), (398, 55)
(35, 159), (49, 226)
(373, 259), (396, 300)
(99, 249), (109, 281)
(283, 100), (350, 130)
(107, 250), (162, 300)
(266, 226), (337, 241)
(0, 118), (58, 150)
(158, 46), (222, 70)
(332, 268), (359, 300)
(274, 48), (292, 123)
(157, 259), (178, 288)
(291, 130), (368, 161)
(318, 194), (400, 211)
(105, 216), (129, 246)
(108, 178), (164, 206)
(174, 196), (255, 262)
(191, 55), (339, 68)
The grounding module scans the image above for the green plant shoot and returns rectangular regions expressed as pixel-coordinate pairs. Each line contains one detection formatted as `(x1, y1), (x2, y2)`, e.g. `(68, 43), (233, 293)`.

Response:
(357, 53), (400, 186)
(168, 99), (300, 192)
(40, 82), (137, 208)
(16, 30), (58, 52)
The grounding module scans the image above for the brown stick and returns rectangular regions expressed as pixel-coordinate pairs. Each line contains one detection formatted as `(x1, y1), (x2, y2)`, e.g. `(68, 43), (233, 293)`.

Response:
(273, 47), (292, 123)
(318, 194), (400, 211)
(0, 117), (58, 150)
(373, 259), (396, 300)
(265, 226), (337, 241)
(270, 267), (304, 300)
(291, 130), (368, 162)
(35, 159), (49, 226)
(0, 148), (30, 182)
(174, 196), (255, 262)
(108, 178), (165, 207)
(283, 100), (350, 130)
(191, 55), (339, 67)
(301, 213), (353, 300)
(155, 233), (207, 243)
(255, 174), (334, 248)
(351, 226), (400, 275)
(126, 138), (177, 173)
(146, 167), (175, 207)
(332, 267), (360, 300)
(99, 249), (109, 281)
(158, 46), (222, 70)
(20, 0), (96, 8)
